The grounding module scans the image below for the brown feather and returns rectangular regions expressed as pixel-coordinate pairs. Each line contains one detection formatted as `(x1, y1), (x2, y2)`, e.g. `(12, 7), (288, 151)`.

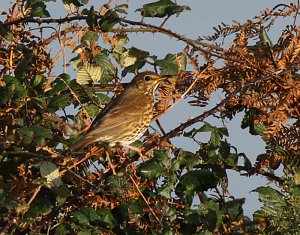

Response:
(66, 71), (166, 153)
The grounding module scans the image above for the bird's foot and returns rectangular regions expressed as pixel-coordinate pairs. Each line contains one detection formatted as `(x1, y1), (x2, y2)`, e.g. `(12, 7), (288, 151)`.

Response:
(105, 150), (116, 175)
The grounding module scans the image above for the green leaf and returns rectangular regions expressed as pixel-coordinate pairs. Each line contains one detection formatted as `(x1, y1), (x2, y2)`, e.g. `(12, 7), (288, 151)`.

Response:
(70, 210), (90, 225)
(55, 224), (68, 235)
(0, 189), (7, 204)
(24, 195), (53, 218)
(182, 202), (219, 233)
(260, 29), (273, 47)
(0, 22), (13, 41)
(153, 149), (168, 161)
(81, 31), (99, 44)
(209, 130), (222, 147)
(202, 200), (222, 231)
(55, 185), (70, 206)
(158, 182), (172, 198)
(76, 63), (103, 84)
(94, 53), (116, 84)
(218, 127), (229, 137)
(197, 122), (215, 133)
(128, 201), (142, 215)
(185, 200), (221, 232)
(253, 124), (265, 136)
(223, 198), (245, 221)
(138, 0), (190, 18)
(30, 97), (47, 109)
(119, 50), (137, 68)
(97, 208), (118, 227)
(138, 161), (165, 179)
(114, 203), (129, 222)
(17, 127), (34, 145)
(98, 10), (119, 32)
(3, 75), (27, 98)
(14, 55), (33, 78)
(174, 149), (200, 170)
(84, 6), (96, 28)
(85, 104), (100, 117)
(219, 140), (231, 159)
(32, 75), (44, 87)
(175, 170), (219, 205)
(127, 47), (150, 60)
(48, 94), (73, 110)
(82, 207), (101, 224)
(120, 47), (150, 75)
(81, 0), (89, 5)
(155, 53), (187, 75)
(63, 0), (84, 12)
(252, 186), (300, 233)
(112, 34), (129, 49)
(47, 74), (70, 96)
(254, 186), (286, 206)
(115, 4), (128, 14)
(31, 125), (53, 140)
(241, 108), (264, 135)
(163, 205), (176, 222)
(0, 86), (12, 104)
(129, 140), (143, 157)
(239, 153), (252, 170)
(29, 0), (50, 17)
(106, 174), (128, 195)
(95, 93), (110, 107)
(40, 161), (63, 188)
(184, 123), (228, 148)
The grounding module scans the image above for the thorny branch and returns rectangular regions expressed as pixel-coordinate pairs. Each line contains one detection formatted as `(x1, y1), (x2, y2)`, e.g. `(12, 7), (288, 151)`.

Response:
(2, 14), (220, 52)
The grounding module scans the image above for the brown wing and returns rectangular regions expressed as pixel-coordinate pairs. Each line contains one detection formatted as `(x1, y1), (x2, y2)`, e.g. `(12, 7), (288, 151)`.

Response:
(85, 86), (151, 138)
(67, 86), (151, 152)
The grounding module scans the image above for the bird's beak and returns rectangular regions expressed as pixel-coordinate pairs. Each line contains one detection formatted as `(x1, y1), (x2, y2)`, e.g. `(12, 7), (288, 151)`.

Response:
(157, 75), (171, 81)
(162, 75), (174, 79)
(160, 75), (175, 84)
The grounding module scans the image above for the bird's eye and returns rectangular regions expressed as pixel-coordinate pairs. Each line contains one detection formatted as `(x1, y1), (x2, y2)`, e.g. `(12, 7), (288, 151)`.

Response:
(144, 75), (151, 81)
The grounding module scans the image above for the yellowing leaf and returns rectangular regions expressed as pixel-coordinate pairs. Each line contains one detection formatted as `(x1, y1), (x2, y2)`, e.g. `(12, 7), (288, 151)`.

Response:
(76, 63), (103, 84)
(40, 162), (63, 188)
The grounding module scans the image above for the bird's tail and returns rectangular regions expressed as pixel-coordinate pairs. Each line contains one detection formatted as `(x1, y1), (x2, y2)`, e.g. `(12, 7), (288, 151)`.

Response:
(65, 136), (96, 154)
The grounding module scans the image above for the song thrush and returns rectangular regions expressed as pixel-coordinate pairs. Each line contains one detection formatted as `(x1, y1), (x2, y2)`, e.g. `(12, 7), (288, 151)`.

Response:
(67, 71), (167, 153)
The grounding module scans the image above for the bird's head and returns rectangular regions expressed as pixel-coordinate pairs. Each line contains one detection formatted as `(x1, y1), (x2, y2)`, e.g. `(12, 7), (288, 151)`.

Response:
(131, 71), (168, 94)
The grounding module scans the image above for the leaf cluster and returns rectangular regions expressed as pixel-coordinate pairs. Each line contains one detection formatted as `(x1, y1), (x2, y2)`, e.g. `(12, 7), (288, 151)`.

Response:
(0, 0), (299, 234)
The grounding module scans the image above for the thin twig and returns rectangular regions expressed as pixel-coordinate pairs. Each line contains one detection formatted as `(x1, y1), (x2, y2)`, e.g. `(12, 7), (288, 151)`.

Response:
(152, 68), (208, 122)
(3, 15), (220, 52)
(60, 147), (103, 175)
(162, 72), (278, 140)
(129, 174), (161, 223)
(2, 151), (48, 160)
(28, 186), (42, 205)
(66, 168), (94, 187)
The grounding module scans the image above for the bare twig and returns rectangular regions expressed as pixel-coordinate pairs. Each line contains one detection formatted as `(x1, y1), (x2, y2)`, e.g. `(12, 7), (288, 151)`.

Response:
(129, 174), (161, 223)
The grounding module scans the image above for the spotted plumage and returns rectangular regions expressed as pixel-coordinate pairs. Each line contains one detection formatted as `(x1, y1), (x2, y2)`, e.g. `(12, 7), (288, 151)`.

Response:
(67, 71), (166, 152)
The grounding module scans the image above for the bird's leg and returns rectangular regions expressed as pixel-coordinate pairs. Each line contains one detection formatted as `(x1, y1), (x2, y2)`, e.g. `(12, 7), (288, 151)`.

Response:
(105, 149), (116, 175)
(122, 144), (144, 158)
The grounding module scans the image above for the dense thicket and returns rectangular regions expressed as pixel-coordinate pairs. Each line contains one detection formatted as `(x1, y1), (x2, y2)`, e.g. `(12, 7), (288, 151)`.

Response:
(0, 1), (299, 234)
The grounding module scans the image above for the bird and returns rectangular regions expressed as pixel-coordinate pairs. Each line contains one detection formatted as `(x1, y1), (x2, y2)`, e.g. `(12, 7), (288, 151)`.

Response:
(66, 71), (168, 153)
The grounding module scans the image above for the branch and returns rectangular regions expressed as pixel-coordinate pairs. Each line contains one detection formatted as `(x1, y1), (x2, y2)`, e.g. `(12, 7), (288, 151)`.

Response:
(3, 15), (221, 52)
(119, 18), (221, 52)
(3, 15), (87, 26)
(162, 70), (284, 140)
